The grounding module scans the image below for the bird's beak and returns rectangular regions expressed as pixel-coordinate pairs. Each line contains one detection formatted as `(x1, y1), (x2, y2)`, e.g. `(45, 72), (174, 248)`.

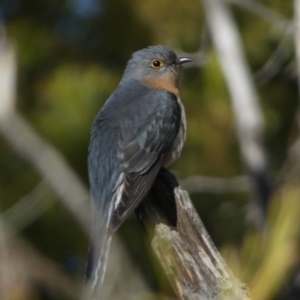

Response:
(176, 57), (193, 65)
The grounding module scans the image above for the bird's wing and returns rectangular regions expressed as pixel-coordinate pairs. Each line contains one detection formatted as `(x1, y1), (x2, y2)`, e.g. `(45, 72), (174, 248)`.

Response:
(110, 91), (181, 230)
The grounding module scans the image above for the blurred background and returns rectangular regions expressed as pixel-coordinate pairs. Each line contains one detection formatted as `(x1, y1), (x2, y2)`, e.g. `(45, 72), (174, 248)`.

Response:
(0, 0), (299, 299)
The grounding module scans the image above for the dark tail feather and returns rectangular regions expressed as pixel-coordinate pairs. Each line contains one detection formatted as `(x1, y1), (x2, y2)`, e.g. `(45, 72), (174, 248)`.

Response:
(85, 232), (112, 295)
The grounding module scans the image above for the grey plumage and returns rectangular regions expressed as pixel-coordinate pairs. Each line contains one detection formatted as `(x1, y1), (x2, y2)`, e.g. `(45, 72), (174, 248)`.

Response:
(121, 45), (178, 82)
(86, 45), (191, 294)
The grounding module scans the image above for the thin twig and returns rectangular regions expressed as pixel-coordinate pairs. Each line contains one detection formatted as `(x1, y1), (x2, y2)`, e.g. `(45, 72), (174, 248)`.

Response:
(227, 0), (290, 32)
(1, 180), (55, 231)
(180, 175), (251, 194)
(254, 22), (294, 85)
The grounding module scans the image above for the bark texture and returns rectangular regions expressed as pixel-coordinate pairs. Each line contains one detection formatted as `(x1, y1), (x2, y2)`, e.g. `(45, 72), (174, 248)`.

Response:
(136, 169), (250, 300)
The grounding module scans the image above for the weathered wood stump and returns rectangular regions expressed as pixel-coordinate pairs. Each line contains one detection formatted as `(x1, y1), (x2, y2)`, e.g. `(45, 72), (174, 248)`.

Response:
(136, 169), (250, 300)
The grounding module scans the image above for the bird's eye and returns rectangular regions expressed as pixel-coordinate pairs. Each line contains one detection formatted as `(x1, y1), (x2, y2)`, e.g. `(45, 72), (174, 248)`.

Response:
(151, 59), (163, 68)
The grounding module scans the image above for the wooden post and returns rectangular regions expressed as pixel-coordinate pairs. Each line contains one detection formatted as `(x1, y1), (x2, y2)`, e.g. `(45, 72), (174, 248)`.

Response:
(136, 169), (250, 300)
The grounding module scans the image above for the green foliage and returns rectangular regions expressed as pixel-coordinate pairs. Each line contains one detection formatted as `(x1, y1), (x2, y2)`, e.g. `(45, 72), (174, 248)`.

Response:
(222, 184), (300, 300)
(30, 64), (118, 174)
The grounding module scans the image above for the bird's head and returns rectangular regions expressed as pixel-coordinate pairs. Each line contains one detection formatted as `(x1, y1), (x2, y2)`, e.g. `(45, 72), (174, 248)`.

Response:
(121, 45), (192, 95)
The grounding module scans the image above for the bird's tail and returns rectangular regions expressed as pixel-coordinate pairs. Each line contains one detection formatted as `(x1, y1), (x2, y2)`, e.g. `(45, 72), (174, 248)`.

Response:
(85, 231), (112, 295)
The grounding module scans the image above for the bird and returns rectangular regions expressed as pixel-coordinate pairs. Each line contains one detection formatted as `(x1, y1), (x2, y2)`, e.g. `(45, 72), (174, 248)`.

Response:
(86, 45), (192, 294)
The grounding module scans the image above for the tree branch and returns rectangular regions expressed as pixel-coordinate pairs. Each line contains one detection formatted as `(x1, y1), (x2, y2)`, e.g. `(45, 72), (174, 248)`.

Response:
(136, 169), (250, 300)
(200, 0), (272, 224)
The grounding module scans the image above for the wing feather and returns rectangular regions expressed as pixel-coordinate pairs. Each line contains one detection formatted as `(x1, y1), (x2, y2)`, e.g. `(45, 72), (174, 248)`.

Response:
(110, 90), (181, 230)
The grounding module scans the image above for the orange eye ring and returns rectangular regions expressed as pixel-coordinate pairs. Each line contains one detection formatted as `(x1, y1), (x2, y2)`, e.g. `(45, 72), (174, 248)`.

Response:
(151, 59), (163, 68)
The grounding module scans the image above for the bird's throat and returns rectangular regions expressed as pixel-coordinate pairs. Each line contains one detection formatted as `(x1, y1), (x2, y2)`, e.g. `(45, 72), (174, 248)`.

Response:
(143, 78), (180, 98)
